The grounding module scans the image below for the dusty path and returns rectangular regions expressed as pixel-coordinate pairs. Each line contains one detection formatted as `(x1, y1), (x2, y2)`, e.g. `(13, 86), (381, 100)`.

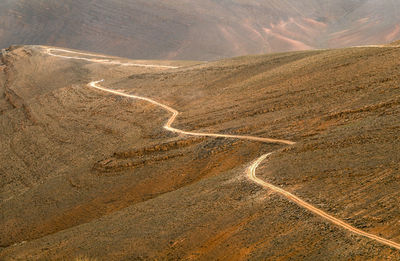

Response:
(47, 47), (400, 251)
(248, 154), (400, 251)
(353, 44), (400, 48)
(90, 80), (294, 145)
(45, 47), (179, 68)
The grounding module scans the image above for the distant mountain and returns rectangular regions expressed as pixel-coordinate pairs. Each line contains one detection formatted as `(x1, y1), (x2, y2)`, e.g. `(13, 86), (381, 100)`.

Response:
(1, 0), (400, 60)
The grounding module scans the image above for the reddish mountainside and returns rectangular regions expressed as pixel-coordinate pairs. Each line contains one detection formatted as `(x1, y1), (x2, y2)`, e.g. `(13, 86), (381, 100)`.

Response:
(1, 0), (400, 60)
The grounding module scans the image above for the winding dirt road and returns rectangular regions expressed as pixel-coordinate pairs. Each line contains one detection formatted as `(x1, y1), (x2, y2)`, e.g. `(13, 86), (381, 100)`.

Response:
(248, 154), (400, 251)
(90, 80), (295, 145)
(47, 47), (400, 251)
(46, 47), (179, 68)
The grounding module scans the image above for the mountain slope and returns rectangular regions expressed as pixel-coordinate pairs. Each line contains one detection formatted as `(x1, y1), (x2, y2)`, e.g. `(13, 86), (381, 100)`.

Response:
(1, 0), (400, 60)
(0, 44), (399, 259)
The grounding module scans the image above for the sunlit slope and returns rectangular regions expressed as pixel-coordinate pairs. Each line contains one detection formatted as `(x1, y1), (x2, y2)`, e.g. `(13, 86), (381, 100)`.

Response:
(0, 45), (399, 259)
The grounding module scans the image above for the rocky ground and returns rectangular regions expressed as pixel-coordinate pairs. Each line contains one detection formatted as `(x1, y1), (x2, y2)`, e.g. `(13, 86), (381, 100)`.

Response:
(0, 45), (399, 260)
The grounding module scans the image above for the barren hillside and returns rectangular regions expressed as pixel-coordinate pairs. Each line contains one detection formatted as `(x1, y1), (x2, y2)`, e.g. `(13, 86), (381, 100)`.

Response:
(1, 0), (400, 60)
(0, 44), (399, 260)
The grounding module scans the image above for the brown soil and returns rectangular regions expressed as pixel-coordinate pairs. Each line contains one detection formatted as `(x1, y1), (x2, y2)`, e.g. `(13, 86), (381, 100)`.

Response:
(0, 45), (399, 260)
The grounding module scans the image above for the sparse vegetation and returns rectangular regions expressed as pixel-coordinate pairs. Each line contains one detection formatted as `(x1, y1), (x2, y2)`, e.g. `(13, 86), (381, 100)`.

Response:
(74, 256), (97, 261)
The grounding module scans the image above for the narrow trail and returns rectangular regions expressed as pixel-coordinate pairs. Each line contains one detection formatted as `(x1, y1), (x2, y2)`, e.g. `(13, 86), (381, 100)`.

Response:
(45, 47), (179, 69)
(47, 47), (400, 251)
(90, 80), (294, 145)
(353, 44), (400, 48)
(249, 154), (400, 251)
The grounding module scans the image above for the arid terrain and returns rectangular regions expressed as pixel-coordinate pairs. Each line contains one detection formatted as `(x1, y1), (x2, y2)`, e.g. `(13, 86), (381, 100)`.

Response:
(1, 0), (400, 60)
(0, 42), (399, 260)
